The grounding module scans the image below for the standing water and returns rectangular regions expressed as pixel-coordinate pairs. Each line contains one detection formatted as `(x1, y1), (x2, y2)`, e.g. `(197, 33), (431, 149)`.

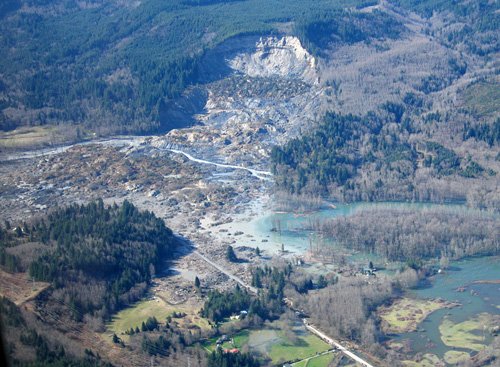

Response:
(216, 201), (499, 363)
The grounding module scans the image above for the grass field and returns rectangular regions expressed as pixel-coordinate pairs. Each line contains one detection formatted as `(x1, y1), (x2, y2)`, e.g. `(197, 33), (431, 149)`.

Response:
(306, 353), (335, 367)
(201, 320), (330, 365)
(402, 353), (441, 367)
(293, 352), (336, 367)
(269, 332), (330, 365)
(439, 313), (494, 351)
(379, 297), (457, 333)
(108, 296), (209, 338)
(463, 79), (500, 118)
(444, 351), (470, 365)
(202, 329), (250, 353)
(0, 126), (63, 150)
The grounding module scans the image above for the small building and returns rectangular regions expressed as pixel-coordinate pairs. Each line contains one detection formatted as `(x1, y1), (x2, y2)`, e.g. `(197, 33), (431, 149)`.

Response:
(363, 267), (374, 276)
(216, 335), (230, 345)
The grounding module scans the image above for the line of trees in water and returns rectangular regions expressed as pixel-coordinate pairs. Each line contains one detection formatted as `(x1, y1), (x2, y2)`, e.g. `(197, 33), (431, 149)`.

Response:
(313, 206), (500, 262)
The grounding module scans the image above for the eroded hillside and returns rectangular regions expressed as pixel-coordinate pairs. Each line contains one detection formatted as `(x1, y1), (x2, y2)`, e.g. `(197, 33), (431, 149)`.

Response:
(146, 3), (500, 212)
(153, 34), (326, 167)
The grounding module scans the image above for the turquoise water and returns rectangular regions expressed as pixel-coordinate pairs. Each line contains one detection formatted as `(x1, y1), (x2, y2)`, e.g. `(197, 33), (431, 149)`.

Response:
(395, 256), (500, 359)
(251, 201), (469, 255)
(249, 202), (499, 360)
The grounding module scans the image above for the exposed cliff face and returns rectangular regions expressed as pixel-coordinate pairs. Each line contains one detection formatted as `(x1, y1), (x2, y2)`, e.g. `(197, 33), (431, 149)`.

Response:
(226, 36), (318, 83)
(196, 35), (318, 84)
(156, 35), (326, 168)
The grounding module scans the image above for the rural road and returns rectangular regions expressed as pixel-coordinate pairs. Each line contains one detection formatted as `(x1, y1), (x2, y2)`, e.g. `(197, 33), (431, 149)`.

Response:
(304, 323), (375, 367)
(192, 250), (258, 294)
(187, 241), (377, 367)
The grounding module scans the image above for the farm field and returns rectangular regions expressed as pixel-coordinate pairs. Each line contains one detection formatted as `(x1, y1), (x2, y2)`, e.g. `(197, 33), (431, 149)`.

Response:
(108, 296), (209, 340)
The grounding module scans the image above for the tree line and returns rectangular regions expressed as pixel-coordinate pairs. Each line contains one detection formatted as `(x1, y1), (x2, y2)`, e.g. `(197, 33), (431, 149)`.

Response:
(1, 199), (176, 319)
(0, 0), (376, 137)
(270, 109), (497, 208)
(463, 118), (500, 147)
(315, 206), (500, 262)
(293, 8), (404, 57)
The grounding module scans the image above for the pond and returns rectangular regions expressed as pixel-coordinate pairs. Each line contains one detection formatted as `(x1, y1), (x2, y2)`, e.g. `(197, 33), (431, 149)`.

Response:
(218, 201), (471, 256)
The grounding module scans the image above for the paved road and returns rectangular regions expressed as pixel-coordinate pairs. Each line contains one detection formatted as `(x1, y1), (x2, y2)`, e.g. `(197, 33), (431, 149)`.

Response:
(188, 242), (376, 367)
(192, 250), (258, 294)
(303, 323), (375, 367)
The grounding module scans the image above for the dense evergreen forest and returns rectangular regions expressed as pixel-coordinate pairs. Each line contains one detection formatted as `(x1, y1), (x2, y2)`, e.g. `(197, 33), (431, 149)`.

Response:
(1, 0), (500, 365)
(270, 107), (498, 207)
(293, 9), (404, 57)
(207, 350), (260, 367)
(0, 199), (177, 317)
(0, 0), (366, 136)
(201, 266), (291, 324)
(3, 0), (495, 138)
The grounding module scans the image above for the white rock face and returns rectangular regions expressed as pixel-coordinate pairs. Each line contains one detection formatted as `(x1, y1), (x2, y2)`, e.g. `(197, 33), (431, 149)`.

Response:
(197, 35), (318, 84)
(159, 35), (326, 168)
(227, 36), (318, 83)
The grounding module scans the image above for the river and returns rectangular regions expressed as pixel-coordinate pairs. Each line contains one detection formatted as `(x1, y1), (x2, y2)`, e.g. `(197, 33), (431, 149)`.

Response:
(208, 201), (499, 363)
(4, 138), (498, 363)
(209, 201), (473, 256)
(0, 137), (144, 161)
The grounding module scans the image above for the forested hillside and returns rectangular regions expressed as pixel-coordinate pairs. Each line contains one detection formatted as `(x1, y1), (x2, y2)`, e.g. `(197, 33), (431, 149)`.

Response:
(271, 110), (499, 209)
(1, 199), (176, 317)
(269, 0), (500, 211)
(0, 0), (367, 139)
(293, 8), (404, 57)
(1, 0), (497, 148)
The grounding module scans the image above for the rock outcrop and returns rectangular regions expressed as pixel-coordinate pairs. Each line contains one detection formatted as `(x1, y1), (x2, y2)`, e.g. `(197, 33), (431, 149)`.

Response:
(158, 34), (327, 169)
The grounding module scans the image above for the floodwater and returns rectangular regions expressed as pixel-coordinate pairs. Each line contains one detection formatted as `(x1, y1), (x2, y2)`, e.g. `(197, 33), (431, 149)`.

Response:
(247, 328), (281, 355)
(394, 256), (500, 360)
(220, 201), (472, 255)
(223, 201), (499, 362)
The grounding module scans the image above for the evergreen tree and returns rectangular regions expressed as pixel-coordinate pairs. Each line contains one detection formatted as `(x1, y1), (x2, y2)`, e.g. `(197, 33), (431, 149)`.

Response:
(317, 274), (327, 289)
(226, 245), (237, 262)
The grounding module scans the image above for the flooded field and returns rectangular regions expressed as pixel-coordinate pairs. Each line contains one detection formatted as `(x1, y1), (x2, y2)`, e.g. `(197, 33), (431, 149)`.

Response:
(216, 200), (499, 364)
(395, 256), (500, 361)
